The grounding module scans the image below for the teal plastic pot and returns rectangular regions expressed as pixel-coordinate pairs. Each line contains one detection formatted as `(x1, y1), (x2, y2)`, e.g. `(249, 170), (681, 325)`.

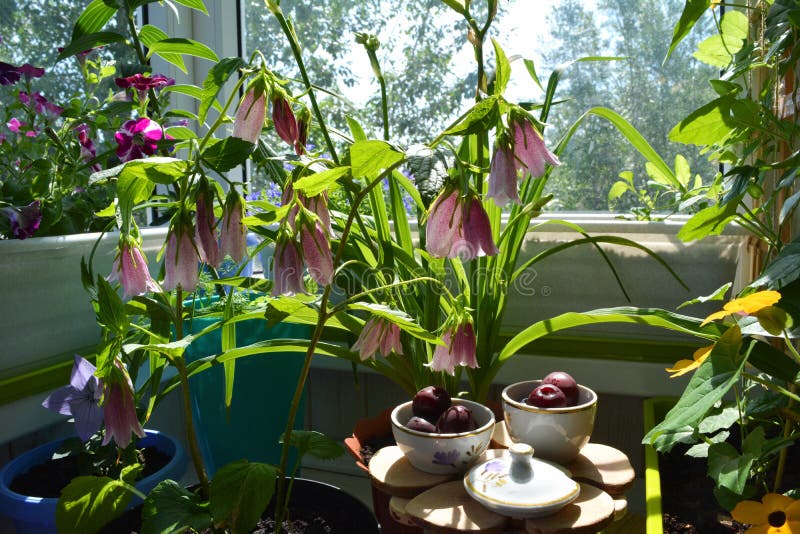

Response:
(183, 306), (309, 475)
(0, 430), (185, 534)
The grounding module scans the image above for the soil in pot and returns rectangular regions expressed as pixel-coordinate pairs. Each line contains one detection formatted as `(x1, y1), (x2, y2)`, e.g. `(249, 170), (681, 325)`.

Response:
(9, 445), (171, 498)
(659, 440), (800, 534)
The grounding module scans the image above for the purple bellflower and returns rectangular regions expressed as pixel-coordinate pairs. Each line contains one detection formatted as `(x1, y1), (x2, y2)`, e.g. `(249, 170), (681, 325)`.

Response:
(102, 365), (145, 449)
(512, 117), (560, 179)
(115, 117), (164, 162)
(272, 234), (306, 296)
(232, 87), (267, 144)
(426, 188), (497, 260)
(430, 322), (478, 376)
(163, 218), (201, 292)
(352, 317), (404, 361)
(219, 190), (247, 263)
(272, 92), (299, 148)
(108, 240), (159, 298)
(487, 143), (521, 207)
(42, 355), (104, 442)
(300, 220), (334, 287)
(195, 180), (220, 268)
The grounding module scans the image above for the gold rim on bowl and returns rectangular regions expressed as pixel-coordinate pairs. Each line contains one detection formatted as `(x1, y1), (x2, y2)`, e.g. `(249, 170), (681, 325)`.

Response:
(501, 380), (597, 414)
(391, 399), (495, 438)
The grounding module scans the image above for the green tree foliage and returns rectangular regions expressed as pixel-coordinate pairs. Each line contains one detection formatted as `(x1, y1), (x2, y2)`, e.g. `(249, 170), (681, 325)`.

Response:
(542, 0), (719, 212)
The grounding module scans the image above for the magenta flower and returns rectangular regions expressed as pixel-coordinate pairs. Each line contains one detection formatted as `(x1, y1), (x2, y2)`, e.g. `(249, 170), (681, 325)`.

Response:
(232, 88), (267, 144)
(512, 118), (560, 179)
(272, 93), (299, 148)
(195, 183), (220, 268)
(16, 63), (45, 80)
(102, 369), (145, 449)
(19, 91), (63, 119)
(487, 144), (520, 207)
(219, 191), (247, 263)
(458, 197), (498, 260)
(272, 235), (306, 296)
(425, 188), (462, 258)
(425, 188), (497, 260)
(430, 322), (478, 376)
(114, 117), (164, 162)
(7, 117), (23, 133)
(1, 200), (42, 239)
(300, 221), (334, 286)
(42, 355), (104, 442)
(163, 222), (201, 292)
(115, 73), (174, 103)
(108, 240), (158, 299)
(0, 62), (20, 85)
(74, 124), (101, 172)
(352, 317), (404, 361)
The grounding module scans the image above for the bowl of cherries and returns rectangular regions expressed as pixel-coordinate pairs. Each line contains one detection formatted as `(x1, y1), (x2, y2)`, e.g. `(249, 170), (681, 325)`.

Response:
(390, 386), (495, 475)
(501, 372), (597, 464)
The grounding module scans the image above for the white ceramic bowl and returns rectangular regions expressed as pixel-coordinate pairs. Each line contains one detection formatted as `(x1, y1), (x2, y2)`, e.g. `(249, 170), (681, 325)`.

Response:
(390, 399), (495, 475)
(502, 380), (597, 464)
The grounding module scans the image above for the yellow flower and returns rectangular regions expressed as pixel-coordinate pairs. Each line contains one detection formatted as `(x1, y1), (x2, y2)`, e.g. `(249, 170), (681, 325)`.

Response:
(731, 493), (800, 533)
(701, 290), (782, 327)
(665, 345), (714, 378)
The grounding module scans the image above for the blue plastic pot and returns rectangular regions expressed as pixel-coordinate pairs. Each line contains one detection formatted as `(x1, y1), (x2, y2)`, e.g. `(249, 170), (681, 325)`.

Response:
(0, 430), (186, 534)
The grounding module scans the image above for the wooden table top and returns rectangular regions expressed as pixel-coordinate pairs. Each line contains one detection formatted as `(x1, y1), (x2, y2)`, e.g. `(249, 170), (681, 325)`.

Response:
(369, 422), (635, 533)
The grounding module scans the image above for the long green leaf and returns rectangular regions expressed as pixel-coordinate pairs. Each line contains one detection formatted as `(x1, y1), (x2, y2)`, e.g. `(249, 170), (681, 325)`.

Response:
(499, 308), (724, 362)
(222, 292), (236, 410)
(540, 59), (625, 124)
(664, 0), (712, 63)
(139, 25), (185, 73)
(199, 57), (245, 123)
(146, 38), (219, 65)
(71, 0), (117, 39)
(57, 32), (125, 61)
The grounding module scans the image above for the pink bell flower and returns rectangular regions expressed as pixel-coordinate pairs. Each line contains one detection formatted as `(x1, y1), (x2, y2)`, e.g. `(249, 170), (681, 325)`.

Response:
(487, 144), (520, 207)
(114, 117), (164, 162)
(430, 322), (478, 376)
(459, 197), (498, 260)
(108, 240), (158, 298)
(352, 317), (404, 361)
(272, 235), (306, 296)
(102, 367), (145, 449)
(232, 87), (267, 144)
(425, 188), (462, 258)
(300, 221), (334, 286)
(163, 222), (200, 292)
(195, 182), (220, 268)
(512, 118), (560, 179)
(219, 191), (247, 263)
(272, 93), (299, 148)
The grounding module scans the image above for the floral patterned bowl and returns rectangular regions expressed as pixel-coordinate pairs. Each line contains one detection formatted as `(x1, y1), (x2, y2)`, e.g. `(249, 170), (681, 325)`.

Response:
(390, 399), (495, 475)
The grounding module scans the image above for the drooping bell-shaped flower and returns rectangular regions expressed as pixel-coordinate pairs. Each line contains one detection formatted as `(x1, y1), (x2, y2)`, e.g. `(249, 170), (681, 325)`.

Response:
(108, 239), (159, 299)
(295, 106), (311, 156)
(42, 355), (104, 442)
(163, 217), (201, 292)
(430, 322), (478, 376)
(115, 117), (164, 162)
(102, 364), (145, 449)
(232, 86), (267, 144)
(195, 179), (220, 268)
(460, 196), (498, 259)
(425, 187), (462, 258)
(487, 143), (520, 207)
(272, 92), (299, 148)
(305, 192), (332, 235)
(219, 190), (247, 263)
(352, 317), (404, 361)
(272, 234), (306, 296)
(300, 220), (334, 287)
(512, 117), (560, 179)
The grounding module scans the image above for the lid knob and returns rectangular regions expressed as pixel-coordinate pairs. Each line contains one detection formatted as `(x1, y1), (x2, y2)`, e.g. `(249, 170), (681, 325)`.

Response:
(509, 442), (533, 483)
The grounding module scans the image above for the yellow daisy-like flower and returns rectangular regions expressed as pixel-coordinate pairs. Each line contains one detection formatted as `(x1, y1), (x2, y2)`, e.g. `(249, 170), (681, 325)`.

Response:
(731, 493), (800, 533)
(701, 290), (782, 327)
(665, 345), (714, 378)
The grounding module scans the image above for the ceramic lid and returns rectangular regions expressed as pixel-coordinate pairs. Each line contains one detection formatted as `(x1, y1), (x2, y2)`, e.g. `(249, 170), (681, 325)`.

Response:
(463, 443), (580, 518)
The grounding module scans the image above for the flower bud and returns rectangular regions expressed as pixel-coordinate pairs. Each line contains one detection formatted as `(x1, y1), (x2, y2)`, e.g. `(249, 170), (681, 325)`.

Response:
(232, 87), (267, 144)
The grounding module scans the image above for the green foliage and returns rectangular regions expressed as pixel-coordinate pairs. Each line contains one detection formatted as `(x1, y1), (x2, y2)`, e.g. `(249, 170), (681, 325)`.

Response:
(56, 474), (137, 534)
(209, 461), (277, 534)
(142, 481), (213, 534)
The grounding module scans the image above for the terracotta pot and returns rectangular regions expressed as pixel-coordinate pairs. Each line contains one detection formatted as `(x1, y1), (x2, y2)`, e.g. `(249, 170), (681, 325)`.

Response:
(344, 407), (423, 534)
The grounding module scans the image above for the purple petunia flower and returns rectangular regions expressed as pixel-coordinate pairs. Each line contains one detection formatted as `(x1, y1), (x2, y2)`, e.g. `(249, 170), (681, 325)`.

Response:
(0, 62), (20, 85)
(74, 124), (101, 172)
(42, 355), (104, 442)
(115, 73), (175, 103)
(1, 200), (42, 239)
(114, 117), (164, 162)
(429, 322), (478, 376)
(16, 63), (44, 80)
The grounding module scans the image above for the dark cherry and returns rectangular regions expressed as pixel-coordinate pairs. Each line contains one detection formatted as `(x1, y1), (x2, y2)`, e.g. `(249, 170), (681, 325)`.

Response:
(412, 386), (451, 424)
(406, 416), (437, 433)
(436, 405), (475, 433)
(542, 371), (580, 406)
(526, 383), (567, 408)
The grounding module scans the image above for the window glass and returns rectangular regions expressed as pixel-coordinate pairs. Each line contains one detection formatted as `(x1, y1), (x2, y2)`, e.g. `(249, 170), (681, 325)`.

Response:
(242, 0), (719, 213)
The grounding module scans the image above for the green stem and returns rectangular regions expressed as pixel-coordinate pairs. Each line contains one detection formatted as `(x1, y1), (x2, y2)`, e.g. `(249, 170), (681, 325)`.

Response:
(742, 372), (800, 403)
(270, 5), (339, 165)
(330, 276), (453, 315)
